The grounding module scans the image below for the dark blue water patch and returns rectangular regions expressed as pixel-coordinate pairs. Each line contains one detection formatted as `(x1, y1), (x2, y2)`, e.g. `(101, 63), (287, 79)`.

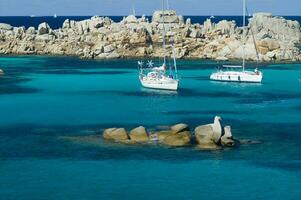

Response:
(80, 88), (246, 98)
(0, 76), (32, 84)
(294, 106), (301, 111)
(0, 84), (40, 95)
(234, 92), (301, 104)
(0, 72), (40, 95)
(266, 65), (301, 71)
(163, 110), (242, 115)
(33, 69), (132, 75)
(250, 160), (301, 172)
(2, 55), (297, 72)
(0, 121), (301, 164)
(182, 76), (210, 81)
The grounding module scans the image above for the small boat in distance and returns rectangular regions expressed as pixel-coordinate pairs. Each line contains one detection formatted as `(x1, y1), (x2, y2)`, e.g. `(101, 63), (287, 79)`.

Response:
(54, 13), (57, 18)
(0, 69), (4, 75)
(210, 0), (263, 83)
(138, 0), (179, 91)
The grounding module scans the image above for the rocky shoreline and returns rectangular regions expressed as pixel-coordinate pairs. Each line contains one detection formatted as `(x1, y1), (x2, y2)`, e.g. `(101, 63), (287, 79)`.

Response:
(0, 11), (300, 61)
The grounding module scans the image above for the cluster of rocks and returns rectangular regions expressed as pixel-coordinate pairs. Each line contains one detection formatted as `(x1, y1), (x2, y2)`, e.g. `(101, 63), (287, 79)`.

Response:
(0, 11), (300, 61)
(102, 116), (235, 149)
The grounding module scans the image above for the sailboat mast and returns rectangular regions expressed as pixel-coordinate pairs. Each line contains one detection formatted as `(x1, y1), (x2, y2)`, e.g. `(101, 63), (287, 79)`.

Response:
(132, 4), (136, 16)
(162, 0), (166, 65)
(166, 0), (170, 10)
(242, 0), (246, 71)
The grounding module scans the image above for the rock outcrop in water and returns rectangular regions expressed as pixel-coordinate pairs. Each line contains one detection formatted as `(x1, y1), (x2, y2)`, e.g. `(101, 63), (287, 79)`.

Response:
(100, 117), (235, 150)
(0, 11), (300, 61)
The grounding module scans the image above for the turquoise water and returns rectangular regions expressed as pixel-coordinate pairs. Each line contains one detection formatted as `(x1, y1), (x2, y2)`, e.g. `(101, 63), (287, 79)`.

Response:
(0, 55), (301, 200)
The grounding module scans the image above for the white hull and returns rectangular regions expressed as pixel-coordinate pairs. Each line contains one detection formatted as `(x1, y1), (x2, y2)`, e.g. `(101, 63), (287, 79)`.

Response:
(210, 71), (262, 83)
(140, 77), (178, 90)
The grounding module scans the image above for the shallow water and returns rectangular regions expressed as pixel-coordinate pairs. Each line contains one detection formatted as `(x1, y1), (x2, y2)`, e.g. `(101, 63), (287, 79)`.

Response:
(0, 55), (301, 200)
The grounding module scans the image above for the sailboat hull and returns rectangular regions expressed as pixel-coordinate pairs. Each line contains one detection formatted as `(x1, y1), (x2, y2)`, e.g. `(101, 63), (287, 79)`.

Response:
(140, 78), (179, 90)
(210, 71), (263, 83)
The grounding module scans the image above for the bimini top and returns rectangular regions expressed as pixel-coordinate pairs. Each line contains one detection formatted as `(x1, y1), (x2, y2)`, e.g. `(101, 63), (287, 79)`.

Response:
(152, 66), (166, 71)
(222, 65), (243, 68)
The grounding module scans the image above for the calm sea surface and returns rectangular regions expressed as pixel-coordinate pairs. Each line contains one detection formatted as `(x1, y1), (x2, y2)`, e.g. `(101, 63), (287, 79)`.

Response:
(0, 55), (301, 199)
(0, 16), (301, 29)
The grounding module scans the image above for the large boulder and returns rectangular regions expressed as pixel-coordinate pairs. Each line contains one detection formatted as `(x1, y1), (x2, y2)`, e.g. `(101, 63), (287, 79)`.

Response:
(170, 123), (189, 133)
(249, 13), (300, 43)
(215, 20), (236, 35)
(163, 131), (191, 147)
(124, 15), (138, 24)
(38, 22), (50, 35)
(0, 23), (13, 30)
(156, 130), (175, 142)
(152, 10), (180, 24)
(195, 125), (219, 149)
(103, 128), (129, 142)
(129, 126), (149, 142)
(103, 44), (115, 53)
(203, 19), (215, 33)
(26, 26), (36, 35)
(221, 126), (235, 147)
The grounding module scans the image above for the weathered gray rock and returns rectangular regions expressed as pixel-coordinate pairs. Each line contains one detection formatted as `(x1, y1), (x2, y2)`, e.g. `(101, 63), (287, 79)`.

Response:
(38, 22), (50, 35)
(152, 10), (181, 24)
(0, 23), (12, 30)
(249, 13), (300, 43)
(0, 11), (300, 61)
(103, 44), (114, 53)
(124, 15), (138, 24)
(215, 20), (236, 35)
(26, 27), (36, 35)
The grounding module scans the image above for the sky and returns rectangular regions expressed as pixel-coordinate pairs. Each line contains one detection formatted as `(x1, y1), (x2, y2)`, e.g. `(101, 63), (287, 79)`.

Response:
(0, 0), (300, 16)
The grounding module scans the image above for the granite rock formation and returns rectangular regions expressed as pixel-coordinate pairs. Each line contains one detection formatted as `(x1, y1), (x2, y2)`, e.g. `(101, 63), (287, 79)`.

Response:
(0, 11), (300, 61)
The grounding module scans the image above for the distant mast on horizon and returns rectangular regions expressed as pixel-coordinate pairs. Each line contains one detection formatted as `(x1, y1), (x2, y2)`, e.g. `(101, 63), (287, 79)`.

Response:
(54, 13), (57, 18)
(132, 5), (136, 16)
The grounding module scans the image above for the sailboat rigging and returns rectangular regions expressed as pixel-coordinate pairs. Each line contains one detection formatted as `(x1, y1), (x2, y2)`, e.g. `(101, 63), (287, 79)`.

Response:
(138, 0), (179, 90)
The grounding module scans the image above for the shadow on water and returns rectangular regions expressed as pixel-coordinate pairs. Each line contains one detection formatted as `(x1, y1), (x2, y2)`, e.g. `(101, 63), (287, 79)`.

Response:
(163, 110), (246, 116)
(0, 76), (40, 95)
(77, 87), (301, 105)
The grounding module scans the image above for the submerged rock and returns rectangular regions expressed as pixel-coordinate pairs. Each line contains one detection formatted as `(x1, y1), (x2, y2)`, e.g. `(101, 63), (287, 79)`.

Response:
(163, 131), (191, 147)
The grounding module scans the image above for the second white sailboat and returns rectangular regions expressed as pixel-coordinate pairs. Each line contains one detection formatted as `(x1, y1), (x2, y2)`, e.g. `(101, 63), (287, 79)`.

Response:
(210, 0), (263, 83)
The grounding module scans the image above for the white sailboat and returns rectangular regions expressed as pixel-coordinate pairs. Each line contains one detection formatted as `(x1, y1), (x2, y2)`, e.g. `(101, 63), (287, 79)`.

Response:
(138, 0), (179, 91)
(54, 13), (57, 18)
(210, 0), (263, 83)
